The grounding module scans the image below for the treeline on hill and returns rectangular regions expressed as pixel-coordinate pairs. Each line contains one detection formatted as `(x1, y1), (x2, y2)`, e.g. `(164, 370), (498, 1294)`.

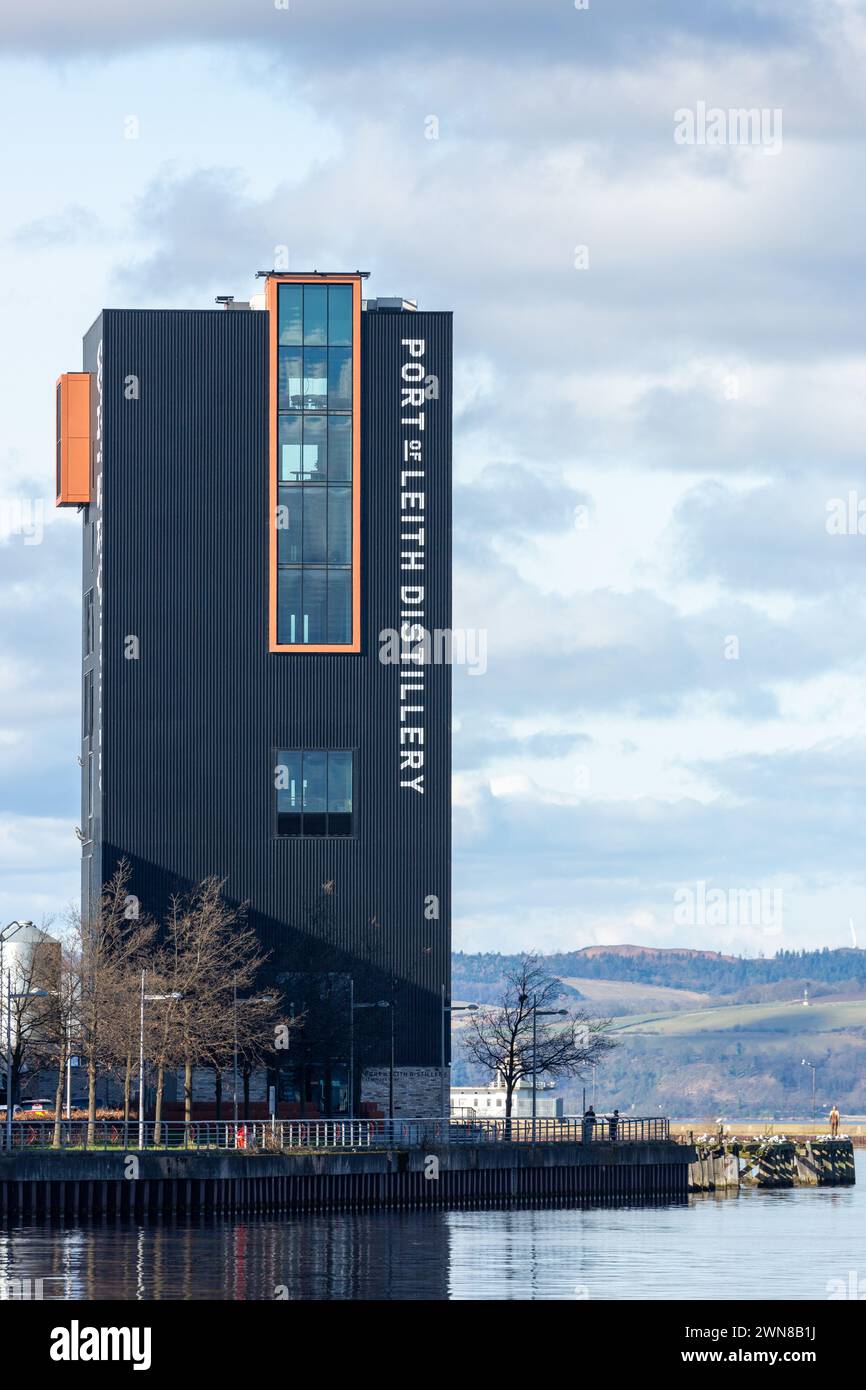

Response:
(452, 947), (866, 997)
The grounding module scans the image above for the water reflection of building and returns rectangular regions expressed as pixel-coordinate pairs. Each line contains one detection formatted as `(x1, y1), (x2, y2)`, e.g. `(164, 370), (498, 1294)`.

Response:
(19, 1215), (452, 1301)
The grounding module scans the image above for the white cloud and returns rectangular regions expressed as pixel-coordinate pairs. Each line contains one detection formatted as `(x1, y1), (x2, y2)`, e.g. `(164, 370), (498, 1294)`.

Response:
(2, 5), (865, 953)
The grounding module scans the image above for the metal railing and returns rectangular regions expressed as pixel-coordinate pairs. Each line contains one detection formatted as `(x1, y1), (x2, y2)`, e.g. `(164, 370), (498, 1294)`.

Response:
(0, 1114), (669, 1152)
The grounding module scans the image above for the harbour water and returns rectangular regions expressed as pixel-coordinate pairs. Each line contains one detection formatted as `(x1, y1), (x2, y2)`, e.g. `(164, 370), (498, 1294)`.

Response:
(1, 1153), (862, 1301)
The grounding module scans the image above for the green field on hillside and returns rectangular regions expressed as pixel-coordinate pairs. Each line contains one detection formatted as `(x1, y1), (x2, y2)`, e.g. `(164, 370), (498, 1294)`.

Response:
(613, 999), (866, 1037)
(557, 976), (714, 1015)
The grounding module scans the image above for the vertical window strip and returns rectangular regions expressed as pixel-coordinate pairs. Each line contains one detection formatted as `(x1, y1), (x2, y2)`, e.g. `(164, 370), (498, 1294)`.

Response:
(275, 281), (356, 648)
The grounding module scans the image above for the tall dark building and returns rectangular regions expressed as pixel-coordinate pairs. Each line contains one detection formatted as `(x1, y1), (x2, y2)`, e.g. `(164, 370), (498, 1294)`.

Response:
(56, 272), (452, 1117)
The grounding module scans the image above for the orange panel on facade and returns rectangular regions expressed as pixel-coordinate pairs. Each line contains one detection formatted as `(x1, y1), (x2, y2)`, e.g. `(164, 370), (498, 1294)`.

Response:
(55, 372), (92, 506)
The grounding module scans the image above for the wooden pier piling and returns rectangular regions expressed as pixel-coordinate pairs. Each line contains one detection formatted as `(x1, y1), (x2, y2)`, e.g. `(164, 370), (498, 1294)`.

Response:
(688, 1138), (855, 1191)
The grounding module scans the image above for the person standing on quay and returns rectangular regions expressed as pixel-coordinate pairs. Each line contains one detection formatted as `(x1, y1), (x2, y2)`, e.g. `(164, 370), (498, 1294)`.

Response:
(609, 1108), (619, 1141)
(583, 1105), (596, 1144)
(829, 1104), (840, 1137)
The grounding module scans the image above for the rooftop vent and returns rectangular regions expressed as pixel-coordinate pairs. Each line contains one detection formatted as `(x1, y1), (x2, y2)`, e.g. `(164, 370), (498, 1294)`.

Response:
(363, 297), (418, 312)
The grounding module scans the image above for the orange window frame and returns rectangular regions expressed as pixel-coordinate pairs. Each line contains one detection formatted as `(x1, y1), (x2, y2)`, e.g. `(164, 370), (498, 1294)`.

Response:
(267, 274), (362, 653)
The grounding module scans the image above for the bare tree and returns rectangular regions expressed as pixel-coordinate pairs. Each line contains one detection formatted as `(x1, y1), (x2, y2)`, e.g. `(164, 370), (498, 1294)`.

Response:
(77, 862), (150, 1145)
(150, 877), (282, 1131)
(206, 984), (294, 1123)
(461, 953), (616, 1119)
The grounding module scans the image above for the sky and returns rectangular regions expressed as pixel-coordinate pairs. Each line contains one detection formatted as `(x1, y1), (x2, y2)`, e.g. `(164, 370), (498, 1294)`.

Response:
(1, 0), (865, 956)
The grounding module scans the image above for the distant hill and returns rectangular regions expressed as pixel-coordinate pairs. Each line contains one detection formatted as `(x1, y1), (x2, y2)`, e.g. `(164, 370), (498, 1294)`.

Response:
(451, 946), (866, 1116)
(575, 944), (736, 962)
(453, 946), (866, 998)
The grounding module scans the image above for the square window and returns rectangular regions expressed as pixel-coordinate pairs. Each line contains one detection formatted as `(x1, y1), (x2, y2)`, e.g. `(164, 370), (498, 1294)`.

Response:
(275, 751), (353, 837)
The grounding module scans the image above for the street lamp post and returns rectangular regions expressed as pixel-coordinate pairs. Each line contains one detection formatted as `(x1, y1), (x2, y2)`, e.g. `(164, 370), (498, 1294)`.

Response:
(532, 997), (536, 1139)
(65, 1019), (73, 1122)
(233, 979), (238, 1127)
(522, 995), (568, 1146)
(138, 969), (145, 1147)
(440, 989), (478, 1118)
(389, 995), (395, 1121)
(138, 972), (182, 1148)
(801, 1058), (817, 1123)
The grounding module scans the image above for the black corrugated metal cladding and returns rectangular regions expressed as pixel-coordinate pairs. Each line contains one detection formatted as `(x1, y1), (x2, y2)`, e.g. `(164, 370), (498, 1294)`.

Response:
(87, 305), (451, 1067)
